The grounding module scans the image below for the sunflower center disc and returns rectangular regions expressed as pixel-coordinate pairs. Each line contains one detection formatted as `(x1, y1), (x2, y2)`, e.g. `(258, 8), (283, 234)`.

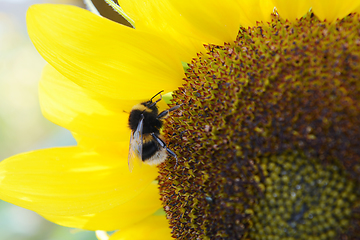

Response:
(159, 12), (360, 239)
(250, 152), (356, 240)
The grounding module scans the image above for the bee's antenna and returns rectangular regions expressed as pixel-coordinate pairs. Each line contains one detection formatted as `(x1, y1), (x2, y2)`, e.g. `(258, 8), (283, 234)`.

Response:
(150, 90), (164, 102)
(148, 91), (164, 108)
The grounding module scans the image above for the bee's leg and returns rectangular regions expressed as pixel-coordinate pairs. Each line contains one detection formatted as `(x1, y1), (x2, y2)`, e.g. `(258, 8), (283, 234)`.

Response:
(165, 148), (178, 169)
(157, 105), (181, 119)
(150, 133), (178, 169)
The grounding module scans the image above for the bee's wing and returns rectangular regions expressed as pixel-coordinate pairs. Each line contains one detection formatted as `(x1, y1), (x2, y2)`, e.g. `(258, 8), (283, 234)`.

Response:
(128, 116), (144, 172)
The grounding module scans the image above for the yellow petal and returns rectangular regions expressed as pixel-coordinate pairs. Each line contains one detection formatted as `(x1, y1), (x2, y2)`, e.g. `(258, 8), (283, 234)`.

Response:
(117, 0), (206, 62)
(73, 132), (127, 157)
(272, 0), (311, 22)
(0, 145), (158, 216)
(40, 64), (134, 141)
(27, 4), (184, 100)
(109, 215), (172, 240)
(310, 0), (360, 22)
(168, 0), (242, 42)
(356, 4), (360, 13)
(236, 0), (275, 27)
(119, 0), (242, 62)
(41, 182), (162, 231)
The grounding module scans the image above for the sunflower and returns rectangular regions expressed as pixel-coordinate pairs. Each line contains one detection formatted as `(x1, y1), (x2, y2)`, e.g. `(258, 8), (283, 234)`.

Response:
(1, 0), (360, 239)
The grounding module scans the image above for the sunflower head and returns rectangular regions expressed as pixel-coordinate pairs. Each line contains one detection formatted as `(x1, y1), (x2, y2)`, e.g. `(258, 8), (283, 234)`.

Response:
(159, 12), (360, 239)
(2, 1), (360, 239)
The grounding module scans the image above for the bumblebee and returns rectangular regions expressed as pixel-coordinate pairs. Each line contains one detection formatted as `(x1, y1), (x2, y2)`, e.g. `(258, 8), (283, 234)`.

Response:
(128, 91), (180, 172)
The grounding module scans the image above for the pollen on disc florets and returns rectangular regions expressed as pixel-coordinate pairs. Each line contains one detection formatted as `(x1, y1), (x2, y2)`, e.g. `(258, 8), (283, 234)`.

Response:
(158, 12), (360, 239)
(250, 151), (357, 240)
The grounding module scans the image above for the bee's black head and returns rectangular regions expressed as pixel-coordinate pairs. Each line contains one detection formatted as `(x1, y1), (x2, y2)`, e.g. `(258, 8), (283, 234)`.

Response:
(142, 100), (159, 112)
(128, 91), (164, 133)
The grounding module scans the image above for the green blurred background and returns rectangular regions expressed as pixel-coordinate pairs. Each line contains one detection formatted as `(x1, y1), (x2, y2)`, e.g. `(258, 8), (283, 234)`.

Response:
(0, 0), (123, 239)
